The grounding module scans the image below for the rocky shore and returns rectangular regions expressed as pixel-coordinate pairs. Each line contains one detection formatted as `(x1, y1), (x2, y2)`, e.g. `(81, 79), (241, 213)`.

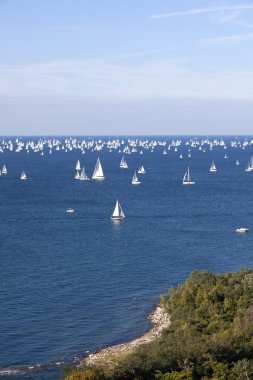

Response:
(82, 304), (170, 367)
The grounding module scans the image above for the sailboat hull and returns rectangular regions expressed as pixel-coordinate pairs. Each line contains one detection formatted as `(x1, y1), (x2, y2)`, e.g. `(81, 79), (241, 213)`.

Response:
(92, 176), (105, 180)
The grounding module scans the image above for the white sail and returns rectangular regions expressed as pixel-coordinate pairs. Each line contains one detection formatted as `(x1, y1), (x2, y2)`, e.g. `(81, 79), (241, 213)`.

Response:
(210, 160), (217, 172)
(79, 166), (90, 181)
(245, 162), (253, 172)
(236, 160), (240, 165)
(75, 159), (81, 171)
(183, 167), (195, 185)
(111, 200), (125, 220)
(120, 156), (128, 168)
(138, 165), (146, 174)
(132, 171), (141, 185)
(20, 170), (27, 180)
(2, 164), (7, 174)
(75, 170), (80, 179)
(92, 157), (105, 180)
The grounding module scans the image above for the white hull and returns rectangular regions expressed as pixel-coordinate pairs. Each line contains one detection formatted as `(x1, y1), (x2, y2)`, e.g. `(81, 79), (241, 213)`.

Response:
(92, 176), (105, 180)
(236, 228), (248, 233)
(183, 181), (195, 185)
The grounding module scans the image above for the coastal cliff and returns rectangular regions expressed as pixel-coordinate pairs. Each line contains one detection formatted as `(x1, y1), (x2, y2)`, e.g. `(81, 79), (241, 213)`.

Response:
(64, 269), (253, 380)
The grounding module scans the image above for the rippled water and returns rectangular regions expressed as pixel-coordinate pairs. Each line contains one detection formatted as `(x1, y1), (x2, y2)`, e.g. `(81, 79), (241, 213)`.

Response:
(1, 136), (253, 379)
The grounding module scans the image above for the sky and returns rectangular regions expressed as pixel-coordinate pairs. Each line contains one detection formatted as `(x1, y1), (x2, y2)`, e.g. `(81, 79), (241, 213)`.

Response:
(1, 0), (253, 135)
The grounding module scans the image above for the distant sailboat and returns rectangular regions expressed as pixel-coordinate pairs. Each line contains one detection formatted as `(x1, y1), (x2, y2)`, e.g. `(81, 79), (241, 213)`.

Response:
(75, 159), (81, 171)
(79, 166), (90, 181)
(245, 161), (253, 172)
(75, 170), (80, 179)
(210, 160), (217, 172)
(2, 164), (7, 174)
(120, 156), (128, 169)
(183, 167), (195, 185)
(138, 165), (146, 174)
(111, 200), (125, 220)
(20, 170), (27, 180)
(132, 171), (141, 185)
(92, 157), (105, 180)
(236, 160), (240, 165)
(163, 149), (168, 155)
(224, 154), (228, 159)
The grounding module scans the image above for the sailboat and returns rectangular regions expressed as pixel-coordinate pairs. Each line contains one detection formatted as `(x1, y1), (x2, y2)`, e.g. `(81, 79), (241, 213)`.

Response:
(75, 159), (81, 171)
(20, 170), (27, 180)
(75, 170), (80, 179)
(183, 167), (195, 185)
(132, 171), (141, 185)
(120, 156), (128, 169)
(210, 160), (217, 172)
(236, 160), (240, 166)
(245, 162), (253, 172)
(138, 165), (146, 174)
(79, 166), (90, 181)
(111, 200), (125, 220)
(2, 164), (7, 174)
(92, 157), (105, 180)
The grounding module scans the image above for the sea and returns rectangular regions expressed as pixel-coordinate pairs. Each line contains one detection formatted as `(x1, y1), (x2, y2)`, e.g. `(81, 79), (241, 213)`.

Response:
(1, 136), (253, 380)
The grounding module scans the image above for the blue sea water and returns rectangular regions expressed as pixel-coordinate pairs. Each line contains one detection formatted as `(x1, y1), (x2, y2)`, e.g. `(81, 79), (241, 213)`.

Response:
(1, 136), (253, 379)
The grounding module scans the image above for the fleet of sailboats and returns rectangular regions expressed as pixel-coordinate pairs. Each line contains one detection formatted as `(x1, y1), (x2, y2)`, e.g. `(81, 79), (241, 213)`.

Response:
(1, 137), (253, 224)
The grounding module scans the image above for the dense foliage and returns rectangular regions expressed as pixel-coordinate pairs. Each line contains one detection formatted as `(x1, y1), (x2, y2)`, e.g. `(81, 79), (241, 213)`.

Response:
(63, 269), (253, 380)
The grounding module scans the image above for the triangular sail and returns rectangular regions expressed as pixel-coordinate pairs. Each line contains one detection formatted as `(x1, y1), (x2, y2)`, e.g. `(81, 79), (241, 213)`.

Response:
(111, 200), (125, 219)
(210, 160), (217, 171)
(183, 167), (195, 185)
(20, 170), (27, 180)
(120, 156), (128, 168)
(76, 159), (81, 171)
(92, 158), (104, 179)
(138, 165), (146, 174)
(80, 165), (89, 180)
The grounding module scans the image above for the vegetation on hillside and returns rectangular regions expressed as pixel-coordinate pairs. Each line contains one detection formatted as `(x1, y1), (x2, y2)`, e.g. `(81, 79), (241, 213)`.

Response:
(63, 269), (253, 380)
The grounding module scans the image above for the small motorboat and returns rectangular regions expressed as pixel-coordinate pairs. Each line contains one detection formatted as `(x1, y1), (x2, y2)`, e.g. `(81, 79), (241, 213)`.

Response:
(236, 227), (249, 233)
(66, 208), (75, 213)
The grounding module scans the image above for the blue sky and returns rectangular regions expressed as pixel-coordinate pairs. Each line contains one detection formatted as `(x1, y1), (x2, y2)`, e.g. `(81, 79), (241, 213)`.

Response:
(1, 0), (253, 135)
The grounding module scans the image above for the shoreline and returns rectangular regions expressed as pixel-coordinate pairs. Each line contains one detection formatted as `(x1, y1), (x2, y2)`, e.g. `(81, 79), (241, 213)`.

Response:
(82, 304), (170, 367)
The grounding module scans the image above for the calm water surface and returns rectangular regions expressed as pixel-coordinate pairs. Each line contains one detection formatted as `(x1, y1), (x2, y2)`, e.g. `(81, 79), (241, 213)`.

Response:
(1, 136), (253, 379)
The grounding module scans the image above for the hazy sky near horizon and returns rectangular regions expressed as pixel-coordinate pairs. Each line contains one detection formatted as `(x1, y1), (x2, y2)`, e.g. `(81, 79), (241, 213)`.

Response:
(1, 0), (253, 135)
